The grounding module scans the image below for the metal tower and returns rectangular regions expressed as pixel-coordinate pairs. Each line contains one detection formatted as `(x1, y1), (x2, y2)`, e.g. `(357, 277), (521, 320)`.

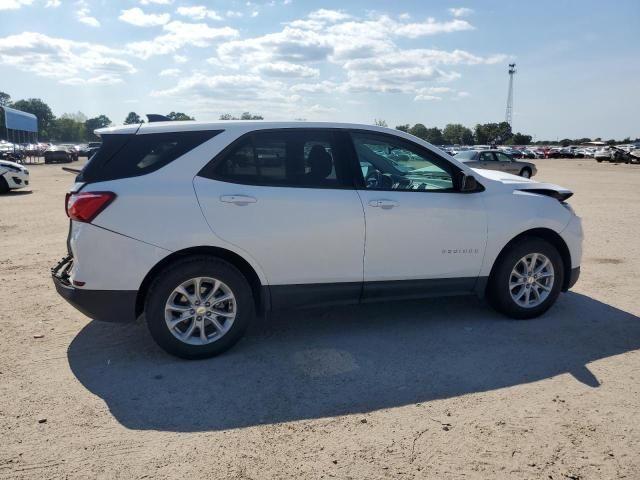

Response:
(505, 63), (516, 126)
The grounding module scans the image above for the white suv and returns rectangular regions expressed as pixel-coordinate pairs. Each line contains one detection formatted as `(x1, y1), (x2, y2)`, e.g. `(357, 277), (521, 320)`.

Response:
(52, 121), (582, 358)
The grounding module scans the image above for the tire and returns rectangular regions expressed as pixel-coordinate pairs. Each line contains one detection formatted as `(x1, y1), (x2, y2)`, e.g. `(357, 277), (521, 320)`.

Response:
(0, 177), (9, 194)
(145, 256), (255, 359)
(596, 159), (602, 163)
(520, 168), (532, 178)
(487, 237), (564, 319)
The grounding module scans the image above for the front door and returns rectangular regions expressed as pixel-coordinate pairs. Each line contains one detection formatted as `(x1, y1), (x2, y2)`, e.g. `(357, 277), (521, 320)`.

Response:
(346, 131), (488, 300)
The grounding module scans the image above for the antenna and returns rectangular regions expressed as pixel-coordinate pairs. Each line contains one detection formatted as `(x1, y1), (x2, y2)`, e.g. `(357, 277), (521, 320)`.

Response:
(505, 63), (516, 126)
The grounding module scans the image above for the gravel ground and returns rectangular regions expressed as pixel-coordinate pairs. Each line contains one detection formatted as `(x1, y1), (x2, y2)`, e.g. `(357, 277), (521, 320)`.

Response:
(0, 158), (639, 479)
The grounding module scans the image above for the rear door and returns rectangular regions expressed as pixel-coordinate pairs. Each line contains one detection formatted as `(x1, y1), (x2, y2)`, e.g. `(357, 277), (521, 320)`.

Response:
(194, 129), (365, 308)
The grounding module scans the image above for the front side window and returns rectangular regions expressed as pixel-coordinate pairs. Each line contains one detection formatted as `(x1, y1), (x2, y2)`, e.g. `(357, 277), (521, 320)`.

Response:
(479, 152), (495, 162)
(351, 132), (455, 191)
(495, 152), (513, 162)
(205, 130), (345, 188)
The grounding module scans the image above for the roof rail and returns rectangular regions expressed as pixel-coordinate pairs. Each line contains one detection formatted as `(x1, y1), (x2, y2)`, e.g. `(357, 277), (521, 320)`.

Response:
(146, 114), (172, 123)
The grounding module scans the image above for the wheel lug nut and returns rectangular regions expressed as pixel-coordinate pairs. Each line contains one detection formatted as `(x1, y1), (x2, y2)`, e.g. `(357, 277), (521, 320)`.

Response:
(195, 301), (200, 305)
(190, 309), (195, 314)
(197, 316), (202, 321)
(206, 311), (211, 316)
(205, 302), (210, 307)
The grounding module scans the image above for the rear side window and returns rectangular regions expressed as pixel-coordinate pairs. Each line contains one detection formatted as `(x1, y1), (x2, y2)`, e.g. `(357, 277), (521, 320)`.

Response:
(201, 129), (347, 188)
(78, 130), (222, 183)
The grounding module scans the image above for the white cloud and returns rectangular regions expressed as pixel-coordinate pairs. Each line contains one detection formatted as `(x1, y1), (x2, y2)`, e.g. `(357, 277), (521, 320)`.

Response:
(155, 9), (503, 117)
(127, 21), (239, 59)
(0, 32), (135, 84)
(176, 6), (222, 21)
(394, 18), (474, 38)
(307, 9), (350, 23)
(140, 0), (173, 4)
(449, 7), (473, 17)
(45, 0), (61, 7)
(159, 68), (180, 76)
(0, 0), (32, 10)
(76, 1), (100, 27)
(226, 10), (242, 18)
(119, 8), (170, 27)
(256, 62), (318, 78)
(414, 94), (441, 101)
(173, 54), (188, 63)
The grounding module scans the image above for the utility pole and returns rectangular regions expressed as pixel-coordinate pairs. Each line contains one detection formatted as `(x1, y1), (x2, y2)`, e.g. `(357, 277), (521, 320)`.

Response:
(505, 63), (516, 127)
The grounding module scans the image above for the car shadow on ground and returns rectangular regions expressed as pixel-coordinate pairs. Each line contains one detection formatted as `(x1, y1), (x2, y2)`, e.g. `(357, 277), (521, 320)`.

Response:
(67, 292), (640, 432)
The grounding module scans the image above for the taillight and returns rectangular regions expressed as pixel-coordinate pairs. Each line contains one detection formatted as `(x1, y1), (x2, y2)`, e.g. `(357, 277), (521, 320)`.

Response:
(66, 191), (116, 223)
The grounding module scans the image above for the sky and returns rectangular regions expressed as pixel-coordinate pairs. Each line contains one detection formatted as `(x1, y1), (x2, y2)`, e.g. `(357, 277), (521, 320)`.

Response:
(0, 0), (638, 140)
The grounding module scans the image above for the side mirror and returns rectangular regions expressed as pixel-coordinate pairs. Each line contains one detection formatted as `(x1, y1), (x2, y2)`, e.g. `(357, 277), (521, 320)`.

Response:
(459, 172), (479, 192)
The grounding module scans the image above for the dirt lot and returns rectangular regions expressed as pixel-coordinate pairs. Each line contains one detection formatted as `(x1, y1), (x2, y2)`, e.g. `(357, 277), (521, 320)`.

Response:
(1, 159), (639, 479)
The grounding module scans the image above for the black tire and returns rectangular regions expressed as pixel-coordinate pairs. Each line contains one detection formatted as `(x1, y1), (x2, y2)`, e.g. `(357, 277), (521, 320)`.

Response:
(596, 159), (602, 163)
(0, 177), (9, 194)
(145, 256), (255, 359)
(519, 168), (532, 178)
(487, 237), (564, 319)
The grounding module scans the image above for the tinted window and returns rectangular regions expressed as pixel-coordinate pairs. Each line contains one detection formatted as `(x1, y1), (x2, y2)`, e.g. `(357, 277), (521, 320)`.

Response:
(479, 152), (495, 161)
(78, 130), (221, 183)
(351, 132), (455, 191)
(204, 130), (345, 188)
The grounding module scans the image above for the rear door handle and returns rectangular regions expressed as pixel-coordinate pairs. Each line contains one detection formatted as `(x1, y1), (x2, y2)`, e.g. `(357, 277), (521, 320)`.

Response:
(368, 199), (399, 209)
(220, 194), (257, 206)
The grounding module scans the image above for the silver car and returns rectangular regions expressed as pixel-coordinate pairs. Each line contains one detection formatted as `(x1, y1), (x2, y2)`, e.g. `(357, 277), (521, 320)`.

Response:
(454, 150), (537, 178)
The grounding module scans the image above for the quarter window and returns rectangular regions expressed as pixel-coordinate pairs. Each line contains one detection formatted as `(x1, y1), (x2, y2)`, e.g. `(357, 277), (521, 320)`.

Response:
(206, 130), (345, 188)
(350, 132), (455, 191)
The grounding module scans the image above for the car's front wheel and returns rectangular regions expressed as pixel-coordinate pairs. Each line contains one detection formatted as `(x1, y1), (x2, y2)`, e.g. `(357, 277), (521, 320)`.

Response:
(145, 256), (254, 359)
(487, 237), (564, 319)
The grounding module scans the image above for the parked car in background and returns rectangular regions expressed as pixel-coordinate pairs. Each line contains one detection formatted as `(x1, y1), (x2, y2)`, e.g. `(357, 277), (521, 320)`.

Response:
(52, 121), (581, 358)
(594, 148), (611, 162)
(0, 159), (30, 193)
(455, 149), (537, 178)
(44, 145), (76, 164)
(86, 142), (102, 159)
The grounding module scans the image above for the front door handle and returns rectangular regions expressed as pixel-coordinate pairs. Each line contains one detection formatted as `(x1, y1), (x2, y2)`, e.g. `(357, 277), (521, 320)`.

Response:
(220, 194), (257, 206)
(368, 199), (399, 209)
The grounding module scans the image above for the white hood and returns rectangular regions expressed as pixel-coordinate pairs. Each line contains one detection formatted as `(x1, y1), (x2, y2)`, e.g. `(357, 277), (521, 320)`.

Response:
(472, 168), (573, 200)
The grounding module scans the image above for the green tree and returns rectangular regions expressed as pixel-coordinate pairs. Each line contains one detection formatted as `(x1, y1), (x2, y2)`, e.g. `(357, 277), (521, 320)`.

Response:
(442, 123), (473, 145)
(85, 115), (112, 140)
(474, 122), (512, 145)
(374, 119), (388, 127)
(124, 112), (143, 124)
(395, 124), (410, 133)
(11, 98), (55, 139)
(423, 127), (445, 145)
(559, 138), (572, 147)
(167, 111), (195, 121)
(50, 117), (86, 142)
(219, 113), (234, 120)
(0, 91), (11, 107)
(408, 123), (428, 140)
(511, 132), (532, 145)
(240, 112), (263, 120)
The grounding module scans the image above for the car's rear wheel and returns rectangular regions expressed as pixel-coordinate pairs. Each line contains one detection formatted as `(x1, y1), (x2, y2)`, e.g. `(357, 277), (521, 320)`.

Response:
(487, 237), (564, 319)
(0, 177), (9, 194)
(145, 256), (254, 359)
(520, 168), (532, 178)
